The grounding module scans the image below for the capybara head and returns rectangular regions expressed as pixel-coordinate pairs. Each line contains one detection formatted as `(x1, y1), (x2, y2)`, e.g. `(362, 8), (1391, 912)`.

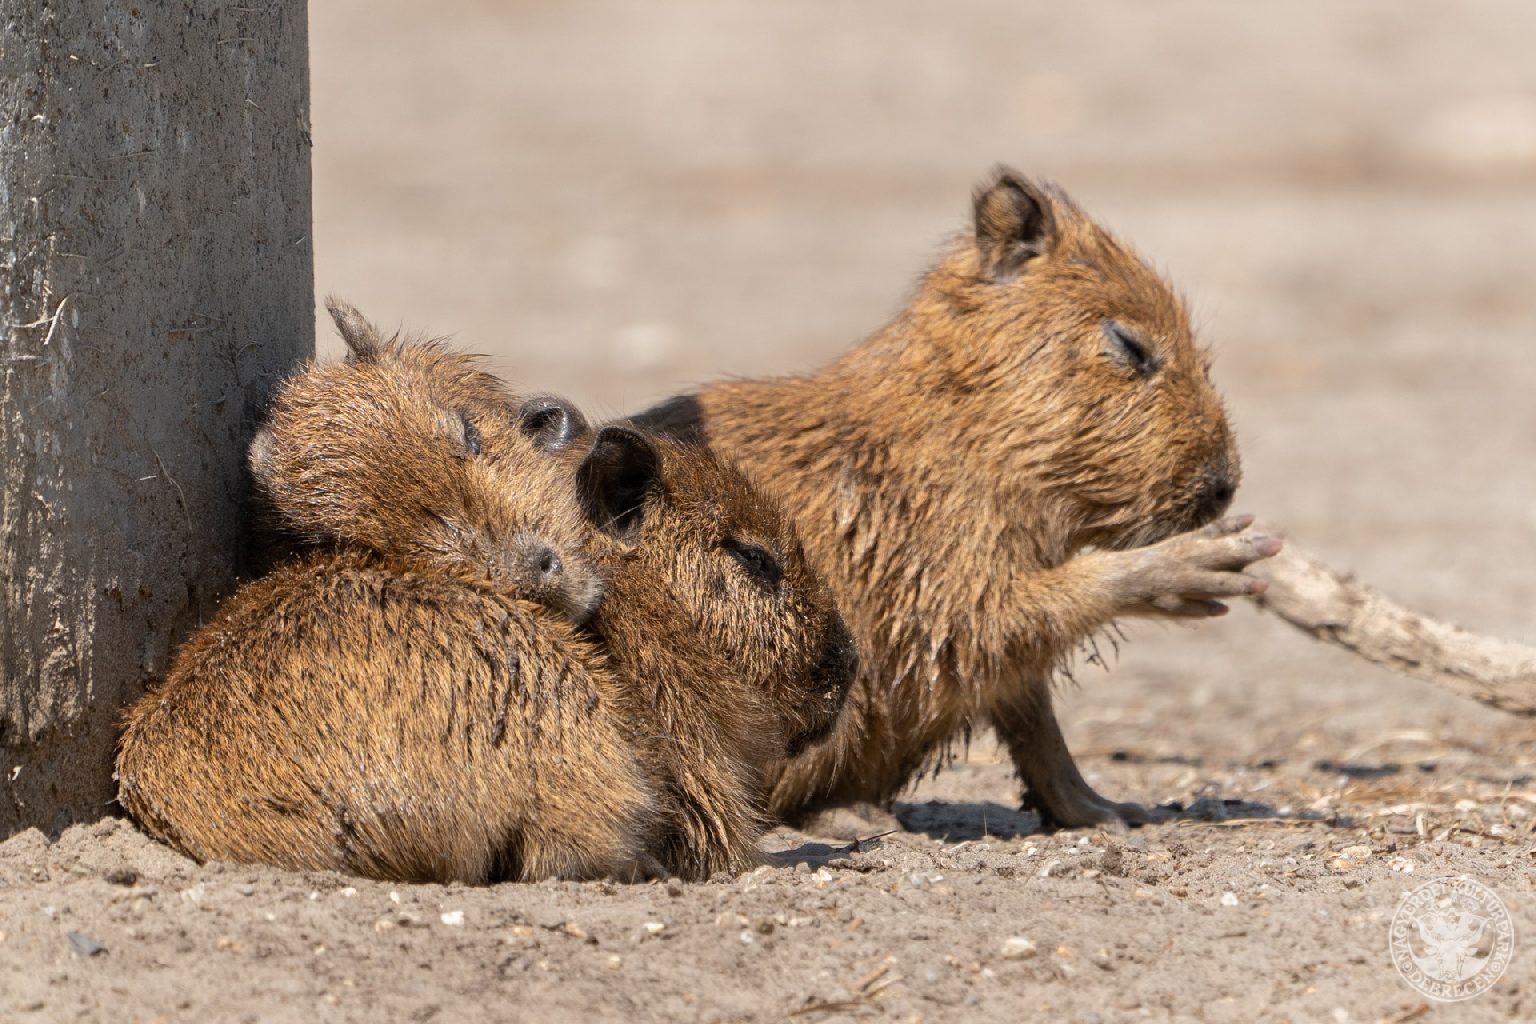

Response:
(908, 167), (1240, 550)
(577, 426), (857, 757)
(249, 299), (602, 621)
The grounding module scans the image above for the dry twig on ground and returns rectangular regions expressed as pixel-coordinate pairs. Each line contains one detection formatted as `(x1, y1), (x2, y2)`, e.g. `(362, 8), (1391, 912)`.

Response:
(1254, 530), (1536, 717)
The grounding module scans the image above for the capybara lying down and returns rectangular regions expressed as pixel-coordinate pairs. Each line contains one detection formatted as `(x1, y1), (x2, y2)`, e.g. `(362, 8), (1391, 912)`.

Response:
(248, 298), (601, 621)
(118, 309), (856, 882)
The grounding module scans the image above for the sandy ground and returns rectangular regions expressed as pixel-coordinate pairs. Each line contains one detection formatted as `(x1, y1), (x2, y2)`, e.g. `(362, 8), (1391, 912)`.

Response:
(5, 1), (1536, 1021)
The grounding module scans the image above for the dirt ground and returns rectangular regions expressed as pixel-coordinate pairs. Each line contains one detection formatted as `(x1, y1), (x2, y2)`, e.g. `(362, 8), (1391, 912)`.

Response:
(5, 1), (1536, 1021)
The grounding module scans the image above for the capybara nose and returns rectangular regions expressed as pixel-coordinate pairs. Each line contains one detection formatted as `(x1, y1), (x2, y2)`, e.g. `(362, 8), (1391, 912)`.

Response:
(533, 545), (563, 582)
(786, 615), (859, 757)
(1202, 474), (1236, 516)
(1190, 450), (1237, 525)
(815, 614), (859, 699)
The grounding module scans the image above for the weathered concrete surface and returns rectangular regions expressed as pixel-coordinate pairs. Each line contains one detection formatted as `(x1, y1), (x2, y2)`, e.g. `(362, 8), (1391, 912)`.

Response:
(0, 2), (313, 835)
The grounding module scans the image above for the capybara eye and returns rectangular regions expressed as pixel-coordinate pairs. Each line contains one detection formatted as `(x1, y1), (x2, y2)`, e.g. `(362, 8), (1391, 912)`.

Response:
(1103, 319), (1158, 377)
(721, 538), (782, 590)
(458, 412), (483, 458)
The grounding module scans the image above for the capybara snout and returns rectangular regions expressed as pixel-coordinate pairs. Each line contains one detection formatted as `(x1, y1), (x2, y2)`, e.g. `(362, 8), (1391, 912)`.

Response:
(790, 611), (858, 756)
(452, 520), (603, 623)
(603, 426), (857, 761)
(1189, 450), (1239, 531)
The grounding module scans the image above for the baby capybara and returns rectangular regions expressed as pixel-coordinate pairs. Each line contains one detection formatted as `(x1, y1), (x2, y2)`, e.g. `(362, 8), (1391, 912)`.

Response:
(637, 167), (1280, 830)
(117, 422), (855, 882)
(248, 298), (600, 620)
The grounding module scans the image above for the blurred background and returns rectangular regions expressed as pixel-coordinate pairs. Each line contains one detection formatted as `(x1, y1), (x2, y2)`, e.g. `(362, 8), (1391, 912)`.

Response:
(309, 0), (1535, 753)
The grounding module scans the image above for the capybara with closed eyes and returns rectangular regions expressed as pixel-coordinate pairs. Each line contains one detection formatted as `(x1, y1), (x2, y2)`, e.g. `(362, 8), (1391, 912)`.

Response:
(116, 424), (856, 882)
(637, 167), (1281, 831)
(248, 298), (601, 621)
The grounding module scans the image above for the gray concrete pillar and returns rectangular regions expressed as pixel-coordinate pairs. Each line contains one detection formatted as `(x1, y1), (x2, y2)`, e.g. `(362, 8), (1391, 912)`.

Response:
(0, 2), (314, 834)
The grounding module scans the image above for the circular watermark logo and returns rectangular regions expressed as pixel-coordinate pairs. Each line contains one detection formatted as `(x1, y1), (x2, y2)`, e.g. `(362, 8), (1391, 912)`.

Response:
(1390, 876), (1514, 1001)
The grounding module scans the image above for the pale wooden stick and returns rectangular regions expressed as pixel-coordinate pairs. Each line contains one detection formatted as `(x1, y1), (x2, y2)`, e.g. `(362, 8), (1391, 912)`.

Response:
(1253, 531), (1536, 717)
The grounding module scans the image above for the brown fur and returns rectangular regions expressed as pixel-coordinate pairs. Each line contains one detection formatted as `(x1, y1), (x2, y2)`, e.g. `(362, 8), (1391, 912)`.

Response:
(116, 426), (856, 882)
(249, 299), (602, 621)
(574, 429), (857, 877)
(117, 550), (651, 882)
(635, 168), (1280, 829)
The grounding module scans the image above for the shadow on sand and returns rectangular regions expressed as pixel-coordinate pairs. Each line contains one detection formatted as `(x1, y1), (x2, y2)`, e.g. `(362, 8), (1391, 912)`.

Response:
(893, 794), (1360, 843)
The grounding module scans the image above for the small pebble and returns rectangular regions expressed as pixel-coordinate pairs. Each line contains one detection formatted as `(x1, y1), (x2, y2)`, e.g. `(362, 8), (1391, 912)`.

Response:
(440, 911), (465, 926)
(1329, 844), (1372, 872)
(999, 936), (1038, 960)
(67, 931), (106, 957)
(1220, 891), (1239, 907)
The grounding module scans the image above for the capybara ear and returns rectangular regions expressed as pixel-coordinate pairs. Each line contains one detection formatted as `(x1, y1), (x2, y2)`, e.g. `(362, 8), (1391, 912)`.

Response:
(248, 425), (276, 487)
(325, 296), (384, 362)
(518, 395), (590, 453)
(577, 426), (660, 539)
(972, 166), (1056, 281)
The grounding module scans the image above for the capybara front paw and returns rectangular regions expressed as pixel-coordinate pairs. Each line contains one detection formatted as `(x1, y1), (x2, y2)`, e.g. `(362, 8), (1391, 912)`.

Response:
(1114, 514), (1282, 618)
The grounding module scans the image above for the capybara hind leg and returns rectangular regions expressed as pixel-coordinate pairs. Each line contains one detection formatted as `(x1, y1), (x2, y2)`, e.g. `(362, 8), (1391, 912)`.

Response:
(991, 683), (1149, 829)
(512, 766), (659, 882)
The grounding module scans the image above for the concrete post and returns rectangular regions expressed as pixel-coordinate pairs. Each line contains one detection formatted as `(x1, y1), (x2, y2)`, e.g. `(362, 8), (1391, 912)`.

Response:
(0, 2), (313, 834)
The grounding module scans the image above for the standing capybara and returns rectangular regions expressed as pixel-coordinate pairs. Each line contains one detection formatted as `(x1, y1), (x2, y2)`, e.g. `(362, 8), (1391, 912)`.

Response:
(636, 167), (1281, 830)
(116, 420), (856, 882)
(248, 299), (601, 621)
